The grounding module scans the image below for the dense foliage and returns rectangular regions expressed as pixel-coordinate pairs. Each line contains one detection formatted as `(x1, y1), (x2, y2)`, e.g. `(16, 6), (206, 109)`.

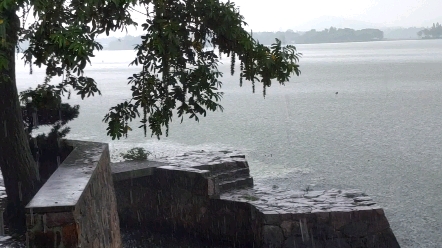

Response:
(0, 0), (301, 233)
(1, 0), (301, 140)
(20, 84), (78, 182)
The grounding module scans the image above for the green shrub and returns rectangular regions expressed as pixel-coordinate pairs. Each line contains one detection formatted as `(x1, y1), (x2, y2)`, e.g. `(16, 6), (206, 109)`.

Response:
(120, 147), (151, 161)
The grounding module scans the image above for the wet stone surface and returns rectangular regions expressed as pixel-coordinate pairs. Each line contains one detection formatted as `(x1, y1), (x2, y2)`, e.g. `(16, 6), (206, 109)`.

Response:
(26, 140), (108, 212)
(220, 182), (378, 213)
(111, 160), (167, 181)
(153, 150), (247, 169)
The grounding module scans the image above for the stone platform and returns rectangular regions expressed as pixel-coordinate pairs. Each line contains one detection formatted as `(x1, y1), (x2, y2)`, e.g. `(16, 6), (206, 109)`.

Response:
(222, 184), (397, 247)
(222, 185), (378, 214)
(113, 150), (400, 248)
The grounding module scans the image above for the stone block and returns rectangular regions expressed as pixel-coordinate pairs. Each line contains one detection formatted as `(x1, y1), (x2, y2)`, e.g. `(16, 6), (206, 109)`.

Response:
(368, 217), (391, 234)
(262, 211), (281, 225)
(283, 236), (315, 248)
(32, 231), (58, 248)
(283, 236), (298, 248)
(62, 223), (78, 247)
(45, 212), (75, 228)
(312, 210), (330, 223)
(330, 211), (353, 230)
(311, 222), (337, 240)
(280, 221), (294, 238)
(323, 238), (352, 248)
(262, 225), (284, 248)
(26, 140), (121, 248)
(340, 221), (369, 237)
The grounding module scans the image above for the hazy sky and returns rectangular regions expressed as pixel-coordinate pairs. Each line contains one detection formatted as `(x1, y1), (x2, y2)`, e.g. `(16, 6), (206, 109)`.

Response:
(227, 0), (442, 31)
(109, 0), (442, 37)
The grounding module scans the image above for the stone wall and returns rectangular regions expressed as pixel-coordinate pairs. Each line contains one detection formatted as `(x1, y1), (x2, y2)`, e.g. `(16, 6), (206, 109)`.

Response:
(26, 140), (121, 248)
(114, 165), (211, 231)
(112, 151), (400, 248)
(225, 186), (400, 248)
(113, 152), (256, 246)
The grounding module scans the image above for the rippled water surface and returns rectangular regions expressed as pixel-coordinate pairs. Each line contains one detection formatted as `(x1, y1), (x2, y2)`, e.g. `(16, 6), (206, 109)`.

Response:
(15, 39), (442, 247)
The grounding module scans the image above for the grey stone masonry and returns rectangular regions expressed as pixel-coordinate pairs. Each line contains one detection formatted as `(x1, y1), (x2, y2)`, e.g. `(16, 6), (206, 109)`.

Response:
(221, 183), (399, 247)
(112, 150), (400, 248)
(26, 140), (121, 248)
(153, 150), (254, 195)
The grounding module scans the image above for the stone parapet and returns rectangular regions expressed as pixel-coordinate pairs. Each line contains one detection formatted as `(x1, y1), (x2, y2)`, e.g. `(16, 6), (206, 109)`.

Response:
(26, 140), (121, 248)
(112, 150), (400, 248)
(222, 184), (399, 247)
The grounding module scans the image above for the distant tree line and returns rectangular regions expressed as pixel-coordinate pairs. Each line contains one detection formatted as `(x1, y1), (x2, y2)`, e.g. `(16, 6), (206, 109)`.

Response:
(417, 23), (442, 39)
(17, 25), (432, 53)
(252, 27), (384, 45)
(96, 27), (384, 50)
(17, 24), (438, 53)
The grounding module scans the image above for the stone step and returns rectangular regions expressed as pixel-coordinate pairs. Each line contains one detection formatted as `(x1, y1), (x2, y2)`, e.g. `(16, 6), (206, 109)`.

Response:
(219, 177), (254, 193)
(212, 168), (250, 181)
(196, 161), (249, 174)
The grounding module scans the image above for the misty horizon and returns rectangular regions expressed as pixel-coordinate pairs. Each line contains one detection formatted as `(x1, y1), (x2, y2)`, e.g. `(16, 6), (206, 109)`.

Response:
(98, 20), (436, 40)
(101, 17), (441, 39)
(97, 0), (441, 38)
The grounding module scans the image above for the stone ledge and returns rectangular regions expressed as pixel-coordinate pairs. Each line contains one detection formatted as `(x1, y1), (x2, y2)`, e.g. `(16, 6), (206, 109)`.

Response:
(153, 150), (248, 169)
(25, 140), (122, 248)
(111, 160), (167, 182)
(26, 140), (108, 213)
(220, 185), (379, 214)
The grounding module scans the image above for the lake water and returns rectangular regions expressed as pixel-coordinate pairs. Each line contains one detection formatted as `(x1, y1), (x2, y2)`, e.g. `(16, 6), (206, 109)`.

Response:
(16, 39), (442, 247)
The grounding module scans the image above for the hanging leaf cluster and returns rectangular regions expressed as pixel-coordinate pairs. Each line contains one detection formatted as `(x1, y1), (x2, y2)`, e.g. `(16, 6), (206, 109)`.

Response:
(103, 0), (302, 139)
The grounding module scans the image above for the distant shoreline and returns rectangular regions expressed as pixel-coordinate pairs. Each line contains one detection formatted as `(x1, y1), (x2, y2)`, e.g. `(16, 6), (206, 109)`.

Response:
(100, 38), (439, 50)
(292, 38), (436, 45)
(16, 35), (440, 53)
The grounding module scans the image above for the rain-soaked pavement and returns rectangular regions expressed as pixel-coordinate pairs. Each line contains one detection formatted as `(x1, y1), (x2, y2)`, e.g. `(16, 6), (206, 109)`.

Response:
(0, 229), (229, 247)
(121, 229), (230, 248)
